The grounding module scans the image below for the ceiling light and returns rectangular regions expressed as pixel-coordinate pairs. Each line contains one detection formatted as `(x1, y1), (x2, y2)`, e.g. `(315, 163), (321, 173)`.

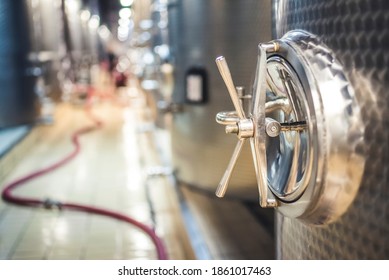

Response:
(119, 8), (132, 18)
(120, 0), (134, 6)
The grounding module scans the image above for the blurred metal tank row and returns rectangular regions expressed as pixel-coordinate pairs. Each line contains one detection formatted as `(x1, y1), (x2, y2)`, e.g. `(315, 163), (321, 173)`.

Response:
(1, 0), (158, 126)
(0, 0), (105, 128)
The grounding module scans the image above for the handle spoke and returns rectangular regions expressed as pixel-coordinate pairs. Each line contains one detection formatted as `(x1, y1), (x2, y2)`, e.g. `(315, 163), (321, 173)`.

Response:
(215, 50), (278, 207)
(215, 56), (246, 120)
(215, 139), (246, 197)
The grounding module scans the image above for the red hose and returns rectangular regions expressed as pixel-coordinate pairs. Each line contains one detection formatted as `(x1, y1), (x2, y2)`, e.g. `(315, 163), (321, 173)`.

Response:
(1, 91), (168, 260)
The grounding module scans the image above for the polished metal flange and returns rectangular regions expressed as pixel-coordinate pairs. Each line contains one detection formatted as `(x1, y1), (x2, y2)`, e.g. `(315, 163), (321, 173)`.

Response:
(215, 30), (365, 225)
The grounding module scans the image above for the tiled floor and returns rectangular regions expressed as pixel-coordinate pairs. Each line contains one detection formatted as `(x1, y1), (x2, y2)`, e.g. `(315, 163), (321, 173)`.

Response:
(0, 83), (193, 260)
(0, 80), (275, 260)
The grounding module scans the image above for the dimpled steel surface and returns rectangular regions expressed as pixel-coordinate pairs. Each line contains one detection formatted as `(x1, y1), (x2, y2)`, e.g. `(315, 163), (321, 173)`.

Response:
(274, 0), (389, 259)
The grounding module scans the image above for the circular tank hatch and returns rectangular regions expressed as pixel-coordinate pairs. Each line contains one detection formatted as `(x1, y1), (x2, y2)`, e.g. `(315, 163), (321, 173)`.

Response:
(215, 30), (366, 225)
(265, 56), (311, 203)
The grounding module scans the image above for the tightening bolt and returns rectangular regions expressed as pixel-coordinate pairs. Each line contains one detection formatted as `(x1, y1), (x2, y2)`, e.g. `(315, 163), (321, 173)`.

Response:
(265, 118), (281, 137)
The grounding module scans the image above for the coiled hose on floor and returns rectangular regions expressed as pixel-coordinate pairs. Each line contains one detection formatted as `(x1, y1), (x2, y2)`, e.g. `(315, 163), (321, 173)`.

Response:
(1, 87), (168, 260)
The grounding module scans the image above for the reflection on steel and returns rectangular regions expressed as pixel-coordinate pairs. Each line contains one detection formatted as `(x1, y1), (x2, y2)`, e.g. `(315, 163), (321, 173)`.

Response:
(265, 97), (291, 114)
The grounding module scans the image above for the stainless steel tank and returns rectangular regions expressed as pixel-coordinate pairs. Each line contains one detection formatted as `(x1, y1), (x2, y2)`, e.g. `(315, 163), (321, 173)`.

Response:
(25, 0), (65, 101)
(170, 0), (272, 200)
(0, 0), (39, 127)
(65, 0), (100, 84)
(273, 0), (389, 259)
